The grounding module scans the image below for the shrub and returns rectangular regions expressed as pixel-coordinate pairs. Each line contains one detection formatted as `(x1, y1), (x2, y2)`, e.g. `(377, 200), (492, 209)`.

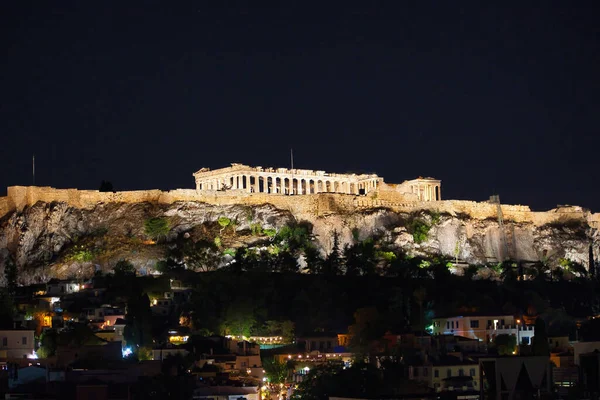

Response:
(223, 248), (236, 257)
(144, 217), (170, 242)
(263, 228), (277, 238)
(114, 259), (136, 276)
(250, 223), (263, 236)
(409, 219), (431, 244)
(218, 217), (231, 228)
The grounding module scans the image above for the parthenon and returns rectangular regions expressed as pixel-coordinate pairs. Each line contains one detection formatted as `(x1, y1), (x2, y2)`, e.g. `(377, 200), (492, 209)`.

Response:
(193, 163), (442, 201)
(193, 163), (381, 195)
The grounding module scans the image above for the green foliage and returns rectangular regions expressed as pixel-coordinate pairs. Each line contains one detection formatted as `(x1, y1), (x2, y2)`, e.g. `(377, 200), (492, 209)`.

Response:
(494, 333), (517, 355)
(263, 228), (277, 238)
(409, 219), (431, 244)
(217, 216), (231, 228)
(114, 259), (136, 276)
(290, 362), (382, 400)
(221, 302), (256, 337)
(67, 245), (95, 263)
(223, 248), (236, 257)
(263, 358), (289, 385)
(429, 210), (441, 225)
(351, 227), (360, 242)
(323, 231), (343, 275)
(184, 239), (222, 271)
(144, 217), (170, 242)
(37, 329), (58, 358)
(348, 307), (385, 357)
(124, 292), (153, 350)
(250, 223), (263, 236)
(377, 251), (397, 262)
(3, 255), (17, 297)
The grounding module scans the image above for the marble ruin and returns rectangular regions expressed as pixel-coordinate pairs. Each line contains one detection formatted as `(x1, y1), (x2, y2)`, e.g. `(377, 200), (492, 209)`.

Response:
(193, 163), (442, 200)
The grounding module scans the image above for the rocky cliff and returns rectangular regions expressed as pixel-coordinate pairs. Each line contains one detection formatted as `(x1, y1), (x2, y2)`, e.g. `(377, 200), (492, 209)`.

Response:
(0, 198), (597, 284)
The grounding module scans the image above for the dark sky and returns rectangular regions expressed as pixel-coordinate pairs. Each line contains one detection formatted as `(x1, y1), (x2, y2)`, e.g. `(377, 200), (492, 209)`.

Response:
(1, 2), (599, 211)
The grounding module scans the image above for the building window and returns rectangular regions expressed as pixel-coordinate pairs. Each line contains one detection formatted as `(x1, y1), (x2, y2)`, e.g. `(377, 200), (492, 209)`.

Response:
(487, 320), (492, 328)
(522, 337), (530, 345)
(451, 321), (454, 329)
(446, 321), (450, 329)
(470, 320), (479, 328)
(459, 369), (464, 376)
(22, 337), (27, 345)
(501, 319), (505, 326)
(434, 369), (439, 378)
(447, 369), (451, 378)
(2, 337), (6, 346)
(456, 321), (459, 329)
(470, 368), (476, 377)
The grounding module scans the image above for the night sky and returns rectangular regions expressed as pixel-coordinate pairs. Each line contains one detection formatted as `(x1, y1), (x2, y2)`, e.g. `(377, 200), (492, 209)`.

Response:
(1, 2), (599, 211)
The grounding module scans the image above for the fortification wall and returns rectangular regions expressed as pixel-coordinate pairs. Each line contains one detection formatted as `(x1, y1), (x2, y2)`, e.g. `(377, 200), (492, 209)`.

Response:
(0, 186), (597, 229)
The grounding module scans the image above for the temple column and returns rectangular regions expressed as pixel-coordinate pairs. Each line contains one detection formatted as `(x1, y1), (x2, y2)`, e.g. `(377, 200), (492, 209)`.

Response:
(252, 175), (258, 193)
(297, 178), (303, 195)
(288, 177), (293, 195)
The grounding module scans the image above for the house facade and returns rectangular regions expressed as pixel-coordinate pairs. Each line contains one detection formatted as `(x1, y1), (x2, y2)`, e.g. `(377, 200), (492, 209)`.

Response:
(409, 360), (480, 392)
(0, 330), (35, 359)
(431, 314), (535, 344)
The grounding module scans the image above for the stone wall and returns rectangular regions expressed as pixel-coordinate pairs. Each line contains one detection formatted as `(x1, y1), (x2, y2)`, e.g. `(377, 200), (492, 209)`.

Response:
(0, 186), (598, 229)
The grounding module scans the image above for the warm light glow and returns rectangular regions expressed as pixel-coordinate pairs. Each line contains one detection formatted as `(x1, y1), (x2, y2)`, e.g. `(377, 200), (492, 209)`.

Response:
(28, 351), (39, 360)
(169, 335), (189, 343)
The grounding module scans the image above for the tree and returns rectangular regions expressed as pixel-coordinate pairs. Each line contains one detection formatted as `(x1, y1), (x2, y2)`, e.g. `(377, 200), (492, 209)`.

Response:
(348, 307), (385, 361)
(221, 302), (256, 337)
(263, 358), (289, 385)
(323, 231), (343, 275)
(531, 317), (550, 356)
(144, 217), (170, 242)
(303, 245), (323, 273)
(37, 329), (58, 358)
(99, 180), (114, 192)
(3, 255), (17, 298)
(114, 259), (136, 277)
(124, 292), (153, 355)
(344, 239), (377, 276)
(183, 240), (222, 272)
(494, 334), (517, 355)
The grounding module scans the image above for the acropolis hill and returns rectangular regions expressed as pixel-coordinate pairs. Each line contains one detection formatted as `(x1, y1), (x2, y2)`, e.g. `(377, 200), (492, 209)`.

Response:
(1, 163), (598, 226)
(0, 163), (598, 280)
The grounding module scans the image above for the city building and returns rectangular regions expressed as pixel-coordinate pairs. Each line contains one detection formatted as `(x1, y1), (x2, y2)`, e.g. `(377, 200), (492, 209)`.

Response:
(0, 329), (35, 359)
(408, 355), (480, 392)
(431, 314), (535, 344)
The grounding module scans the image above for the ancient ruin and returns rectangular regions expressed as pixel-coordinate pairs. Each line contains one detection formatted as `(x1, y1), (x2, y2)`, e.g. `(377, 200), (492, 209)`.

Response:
(193, 163), (442, 200)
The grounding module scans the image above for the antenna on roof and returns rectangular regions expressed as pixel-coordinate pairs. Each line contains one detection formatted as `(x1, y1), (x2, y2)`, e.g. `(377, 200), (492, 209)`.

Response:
(290, 148), (294, 170)
(32, 154), (35, 186)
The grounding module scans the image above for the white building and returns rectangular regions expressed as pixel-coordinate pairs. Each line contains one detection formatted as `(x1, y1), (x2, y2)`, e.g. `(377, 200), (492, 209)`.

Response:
(0, 330), (35, 359)
(431, 314), (535, 345)
(46, 279), (80, 296)
(409, 357), (480, 392)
